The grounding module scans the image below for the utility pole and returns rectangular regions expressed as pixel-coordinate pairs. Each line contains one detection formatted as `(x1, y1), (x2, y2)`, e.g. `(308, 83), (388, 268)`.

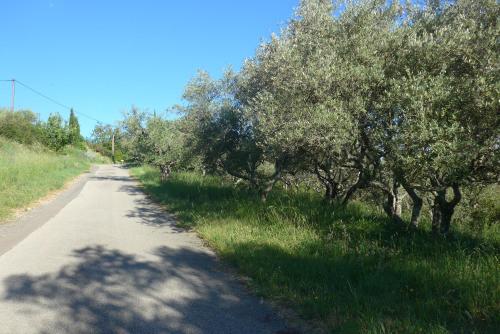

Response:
(112, 133), (115, 164)
(10, 79), (15, 112)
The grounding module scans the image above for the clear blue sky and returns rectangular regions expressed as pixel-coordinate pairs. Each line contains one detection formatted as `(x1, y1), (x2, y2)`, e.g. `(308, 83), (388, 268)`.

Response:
(0, 0), (299, 137)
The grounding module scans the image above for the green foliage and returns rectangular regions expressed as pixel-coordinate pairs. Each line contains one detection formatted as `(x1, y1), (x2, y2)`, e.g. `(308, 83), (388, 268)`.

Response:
(0, 109), (43, 145)
(455, 185), (500, 235)
(117, 108), (190, 176)
(89, 123), (118, 158)
(179, 69), (280, 195)
(41, 113), (69, 151)
(119, 108), (148, 163)
(108, 1), (500, 331)
(121, 0), (498, 230)
(0, 108), (86, 152)
(119, 2), (500, 331)
(369, 0), (500, 232)
(383, 0), (499, 188)
(68, 109), (83, 147)
(176, 0), (498, 229)
(144, 114), (186, 179)
(238, 0), (402, 203)
(132, 167), (500, 333)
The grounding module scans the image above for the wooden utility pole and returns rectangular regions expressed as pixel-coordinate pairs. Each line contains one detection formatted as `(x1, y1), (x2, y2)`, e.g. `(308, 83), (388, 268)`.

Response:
(112, 133), (115, 164)
(10, 79), (15, 112)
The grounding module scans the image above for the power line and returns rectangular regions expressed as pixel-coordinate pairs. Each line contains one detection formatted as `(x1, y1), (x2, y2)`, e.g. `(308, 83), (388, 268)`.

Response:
(0, 78), (103, 123)
(11, 79), (15, 112)
(15, 79), (72, 110)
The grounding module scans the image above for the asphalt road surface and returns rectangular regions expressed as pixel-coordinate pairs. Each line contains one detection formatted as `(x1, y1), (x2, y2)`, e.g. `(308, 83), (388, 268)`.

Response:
(0, 165), (289, 334)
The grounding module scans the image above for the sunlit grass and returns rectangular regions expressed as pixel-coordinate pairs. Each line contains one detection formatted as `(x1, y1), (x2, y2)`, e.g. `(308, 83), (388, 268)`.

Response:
(0, 137), (107, 221)
(132, 165), (500, 333)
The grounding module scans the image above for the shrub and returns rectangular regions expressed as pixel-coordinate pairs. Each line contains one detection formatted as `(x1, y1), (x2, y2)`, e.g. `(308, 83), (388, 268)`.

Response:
(0, 109), (43, 145)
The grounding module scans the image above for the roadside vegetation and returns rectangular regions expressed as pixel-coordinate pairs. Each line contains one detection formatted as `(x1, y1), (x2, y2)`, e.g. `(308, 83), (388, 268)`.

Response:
(92, 0), (498, 332)
(0, 108), (84, 151)
(108, 0), (499, 236)
(0, 109), (107, 221)
(132, 166), (499, 333)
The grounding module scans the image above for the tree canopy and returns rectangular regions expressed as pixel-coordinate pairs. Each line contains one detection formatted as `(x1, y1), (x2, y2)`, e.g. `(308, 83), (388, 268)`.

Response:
(108, 0), (499, 234)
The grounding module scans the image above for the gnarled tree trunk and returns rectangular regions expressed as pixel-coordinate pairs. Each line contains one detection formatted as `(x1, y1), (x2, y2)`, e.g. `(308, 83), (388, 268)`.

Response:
(341, 179), (360, 205)
(159, 164), (172, 183)
(431, 184), (461, 234)
(324, 182), (338, 202)
(400, 180), (423, 228)
(381, 180), (404, 225)
(314, 164), (339, 203)
(221, 159), (284, 203)
(259, 170), (283, 202)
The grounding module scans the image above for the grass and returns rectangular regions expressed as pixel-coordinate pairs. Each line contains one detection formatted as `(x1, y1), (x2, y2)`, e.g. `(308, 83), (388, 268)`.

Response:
(0, 136), (108, 221)
(131, 166), (500, 334)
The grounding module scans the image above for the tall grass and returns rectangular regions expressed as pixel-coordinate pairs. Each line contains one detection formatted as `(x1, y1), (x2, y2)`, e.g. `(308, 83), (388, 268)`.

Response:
(132, 165), (499, 334)
(0, 137), (106, 221)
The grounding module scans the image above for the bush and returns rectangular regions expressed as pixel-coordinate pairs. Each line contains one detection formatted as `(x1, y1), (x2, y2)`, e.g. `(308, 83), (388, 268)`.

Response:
(455, 185), (500, 236)
(0, 109), (85, 152)
(0, 109), (43, 145)
(40, 113), (69, 151)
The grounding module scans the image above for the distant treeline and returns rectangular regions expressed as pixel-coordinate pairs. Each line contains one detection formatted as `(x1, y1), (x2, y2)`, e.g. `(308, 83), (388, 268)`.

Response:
(0, 109), (83, 151)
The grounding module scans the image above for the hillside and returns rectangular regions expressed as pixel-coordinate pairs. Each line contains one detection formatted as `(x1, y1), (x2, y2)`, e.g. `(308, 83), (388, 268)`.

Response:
(0, 137), (106, 221)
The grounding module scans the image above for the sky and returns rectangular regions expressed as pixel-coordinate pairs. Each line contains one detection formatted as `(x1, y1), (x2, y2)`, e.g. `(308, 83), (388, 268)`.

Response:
(0, 0), (299, 137)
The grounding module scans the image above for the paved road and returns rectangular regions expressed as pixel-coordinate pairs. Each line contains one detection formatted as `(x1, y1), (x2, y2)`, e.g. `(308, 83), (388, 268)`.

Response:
(0, 165), (288, 334)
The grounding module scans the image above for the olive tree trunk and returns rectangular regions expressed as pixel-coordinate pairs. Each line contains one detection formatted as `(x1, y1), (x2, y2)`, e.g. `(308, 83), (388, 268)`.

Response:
(159, 164), (172, 183)
(382, 180), (404, 225)
(400, 180), (423, 228)
(314, 164), (339, 203)
(431, 184), (461, 234)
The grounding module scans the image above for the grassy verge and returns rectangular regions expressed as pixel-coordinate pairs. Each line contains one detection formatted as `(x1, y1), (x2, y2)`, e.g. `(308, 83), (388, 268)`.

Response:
(0, 137), (108, 221)
(131, 165), (499, 334)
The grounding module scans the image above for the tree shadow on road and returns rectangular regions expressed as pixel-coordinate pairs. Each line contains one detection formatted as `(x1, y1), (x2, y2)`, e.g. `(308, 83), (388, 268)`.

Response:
(117, 183), (187, 233)
(1, 245), (288, 334)
(89, 175), (132, 182)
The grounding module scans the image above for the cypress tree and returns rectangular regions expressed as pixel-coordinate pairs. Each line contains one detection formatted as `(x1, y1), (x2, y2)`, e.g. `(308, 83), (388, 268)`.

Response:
(68, 108), (81, 145)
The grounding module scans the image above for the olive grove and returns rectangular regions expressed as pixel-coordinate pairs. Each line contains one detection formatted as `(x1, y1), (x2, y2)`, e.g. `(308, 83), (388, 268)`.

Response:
(115, 0), (499, 234)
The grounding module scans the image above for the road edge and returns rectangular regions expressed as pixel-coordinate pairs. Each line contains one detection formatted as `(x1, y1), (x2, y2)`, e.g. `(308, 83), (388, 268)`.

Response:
(127, 167), (324, 334)
(0, 165), (98, 257)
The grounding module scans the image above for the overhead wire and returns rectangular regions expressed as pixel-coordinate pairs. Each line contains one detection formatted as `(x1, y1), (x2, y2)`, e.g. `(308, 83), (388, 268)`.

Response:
(0, 78), (103, 123)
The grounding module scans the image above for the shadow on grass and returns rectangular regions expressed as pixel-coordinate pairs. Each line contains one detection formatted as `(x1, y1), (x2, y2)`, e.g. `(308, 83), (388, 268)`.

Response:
(138, 169), (499, 257)
(222, 240), (499, 333)
(131, 168), (500, 333)
(1, 245), (288, 334)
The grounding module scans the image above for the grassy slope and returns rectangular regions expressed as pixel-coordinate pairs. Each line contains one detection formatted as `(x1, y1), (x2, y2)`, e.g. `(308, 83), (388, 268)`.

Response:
(0, 137), (106, 221)
(131, 166), (499, 334)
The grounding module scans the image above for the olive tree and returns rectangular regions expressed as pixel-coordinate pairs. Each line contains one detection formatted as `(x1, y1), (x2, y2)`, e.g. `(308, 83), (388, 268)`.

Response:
(180, 70), (287, 200)
(240, 0), (401, 205)
(377, 0), (499, 232)
(120, 107), (149, 163)
(119, 107), (187, 180)
(145, 115), (185, 181)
